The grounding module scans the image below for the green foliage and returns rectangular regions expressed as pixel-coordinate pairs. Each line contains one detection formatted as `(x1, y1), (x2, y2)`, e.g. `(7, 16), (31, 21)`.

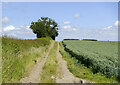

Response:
(0, 37), (2, 84)
(62, 40), (118, 79)
(2, 36), (51, 83)
(59, 42), (118, 83)
(30, 17), (59, 40)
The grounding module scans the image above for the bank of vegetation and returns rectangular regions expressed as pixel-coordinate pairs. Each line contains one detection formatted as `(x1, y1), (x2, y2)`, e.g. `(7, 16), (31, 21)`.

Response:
(2, 36), (51, 83)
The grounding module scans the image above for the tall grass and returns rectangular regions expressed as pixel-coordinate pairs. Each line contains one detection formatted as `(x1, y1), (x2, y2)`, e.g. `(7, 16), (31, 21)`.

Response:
(0, 37), (2, 84)
(59, 42), (118, 83)
(2, 36), (51, 83)
(40, 42), (59, 83)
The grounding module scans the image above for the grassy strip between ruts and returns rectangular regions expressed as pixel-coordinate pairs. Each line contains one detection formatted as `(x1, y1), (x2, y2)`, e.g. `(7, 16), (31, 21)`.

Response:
(2, 36), (52, 83)
(40, 42), (59, 83)
(59, 42), (118, 83)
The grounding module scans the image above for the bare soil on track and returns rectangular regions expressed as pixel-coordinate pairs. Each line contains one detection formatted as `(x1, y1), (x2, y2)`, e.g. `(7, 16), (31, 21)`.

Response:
(20, 42), (92, 83)
(56, 43), (92, 83)
(20, 42), (54, 83)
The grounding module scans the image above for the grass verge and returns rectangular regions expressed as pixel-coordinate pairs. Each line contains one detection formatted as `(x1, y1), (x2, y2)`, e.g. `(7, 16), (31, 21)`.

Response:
(59, 42), (118, 83)
(40, 42), (59, 83)
(2, 36), (51, 83)
(0, 37), (2, 84)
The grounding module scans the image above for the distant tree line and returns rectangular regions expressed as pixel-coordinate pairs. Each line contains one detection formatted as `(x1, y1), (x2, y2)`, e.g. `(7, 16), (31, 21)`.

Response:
(82, 39), (98, 41)
(63, 39), (79, 40)
(63, 39), (98, 41)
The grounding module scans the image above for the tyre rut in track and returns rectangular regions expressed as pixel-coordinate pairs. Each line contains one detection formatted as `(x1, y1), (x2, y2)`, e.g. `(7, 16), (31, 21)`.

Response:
(20, 41), (54, 83)
(56, 43), (92, 83)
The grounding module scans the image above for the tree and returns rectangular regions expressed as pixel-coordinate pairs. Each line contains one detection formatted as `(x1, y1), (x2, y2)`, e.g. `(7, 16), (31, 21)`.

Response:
(30, 17), (59, 40)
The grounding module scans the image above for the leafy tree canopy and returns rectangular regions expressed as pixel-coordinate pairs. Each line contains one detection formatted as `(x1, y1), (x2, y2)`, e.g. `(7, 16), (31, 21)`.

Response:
(30, 17), (59, 40)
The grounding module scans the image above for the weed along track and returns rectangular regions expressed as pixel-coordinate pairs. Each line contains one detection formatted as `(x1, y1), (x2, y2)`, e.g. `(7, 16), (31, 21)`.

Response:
(20, 41), (55, 83)
(56, 43), (91, 83)
(40, 42), (59, 83)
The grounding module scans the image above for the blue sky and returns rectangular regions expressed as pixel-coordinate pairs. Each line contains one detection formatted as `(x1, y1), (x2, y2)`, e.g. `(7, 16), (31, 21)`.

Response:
(1, 2), (118, 41)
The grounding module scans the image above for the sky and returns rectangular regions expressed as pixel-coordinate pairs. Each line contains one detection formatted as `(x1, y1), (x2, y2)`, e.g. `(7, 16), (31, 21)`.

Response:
(1, 2), (119, 41)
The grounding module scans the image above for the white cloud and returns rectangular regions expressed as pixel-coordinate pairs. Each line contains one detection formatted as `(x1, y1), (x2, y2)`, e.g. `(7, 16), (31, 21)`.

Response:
(3, 25), (15, 32)
(20, 25), (30, 30)
(62, 25), (78, 31)
(3, 25), (32, 32)
(57, 26), (117, 41)
(103, 20), (119, 30)
(62, 25), (72, 29)
(103, 26), (113, 30)
(74, 14), (80, 18)
(2, 25), (35, 39)
(2, 17), (9, 24)
(63, 21), (71, 25)
(57, 20), (118, 41)
(16, 28), (20, 30)
(114, 20), (120, 27)
(73, 28), (77, 31)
